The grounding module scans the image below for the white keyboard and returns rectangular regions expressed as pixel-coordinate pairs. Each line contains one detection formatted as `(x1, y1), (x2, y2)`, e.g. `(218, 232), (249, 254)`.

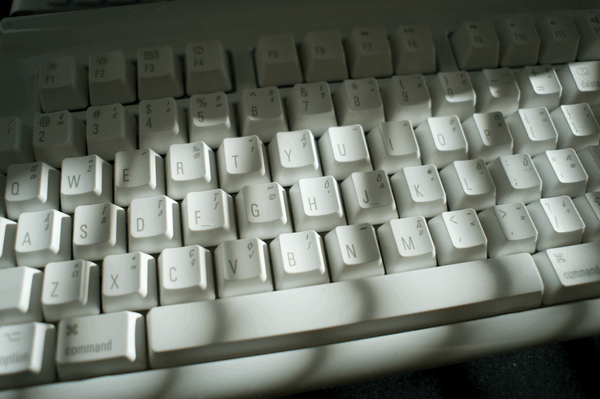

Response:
(1, 0), (600, 397)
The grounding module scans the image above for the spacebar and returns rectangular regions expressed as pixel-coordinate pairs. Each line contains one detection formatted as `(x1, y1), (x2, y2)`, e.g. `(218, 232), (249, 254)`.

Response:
(147, 253), (544, 368)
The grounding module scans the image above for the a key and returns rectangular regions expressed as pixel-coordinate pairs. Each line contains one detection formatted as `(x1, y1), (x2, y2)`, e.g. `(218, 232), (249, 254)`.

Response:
(506, 107), (558, 157)
(236, 182), (292, 240)
(60, 155), (113, 214)
(461, 112), (513, 163)
(536, 16), (580, 64)
(333, 78), (385, 132)
(114, 148), (165, 207)
(440, 159), (496, 211)
(102, 252), (158, 313)
(185, 41), (232, 95)
(188, 93), (237, 149)
(5, 162), (60, 221)
(38, 56), (88, 112)
(324, 223), (384, 282)
(300, 30), (348, 83)
(32, 111), (86, 169)
(573, 192), (600, 242)
(479, 202), (538, 258)
(286, 82), (337, 136)
(450, 21), (500, 70)
(289, 175), (346, 232)
(238, 87), (288, 143)
(345, 26), (393, 79)
(319, 125), (372, 181)
(381, 74), (432, 127)
(0, 322), (56, 390)
(181, 189), (237, 247)
(15, 209), (72, 267)
(390, 25), (435, 75)
(471, 68), (520, 115)
(551, 103), (600, 150)
(139, 97), (187, 155)
(557, 61), (600, 106)
(577, 145), (600, 191)
(55, 311), (146, 380)
(255, 33), (303, 87)
(367, 121), (421, 175)
(0, 218), (16, 268)
(515, 65), (562, 110)
(86, 104), (137, 161)
(88, 50), (136, 106)
(158, 245), (215, 305)
(72, 202), (127, 261)
(414, 115), (468, 169)
(390, 164), (447, 218)
(128, 195), (182, 254)
(487, 153), (542, 205)
(428, 71), (476, 122)
(0, 116), (35, 174)
(137, 46), (184, 100)
(496, 18), (541, 67)
(217, 135), (271, 193)
(341, 170), (397, 225)
(533, 148), (588, 198)
(41, 260), (99, 322)
(214, 238), (273, 298)
(270, 231), (329, 290)
(527, 196), (584, 251)
(377, 216), (436, 273)
(165, 141), (218, 200)
(269, 130), (321, 187)
(428, 208), (487, 266)
(575, 13), (600, 60)
(0, 267), (43, 325)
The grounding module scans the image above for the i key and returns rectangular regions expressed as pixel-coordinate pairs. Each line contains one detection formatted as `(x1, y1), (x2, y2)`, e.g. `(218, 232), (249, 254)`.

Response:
(238, 87), (288, 143)
(139, 97), (188, 155)
(289, 175), (346, 232)
(60, 155), (113, 214)
(188, 93), (237, 149)
(367, 121), (421, 175)
(333, 78), (385, 132)
(286, 82), (337, 136)
(181, 189), (237, 247)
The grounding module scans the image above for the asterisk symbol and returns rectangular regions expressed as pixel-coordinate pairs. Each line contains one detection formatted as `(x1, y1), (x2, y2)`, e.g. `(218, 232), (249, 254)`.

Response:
(350, 84), (359, 90)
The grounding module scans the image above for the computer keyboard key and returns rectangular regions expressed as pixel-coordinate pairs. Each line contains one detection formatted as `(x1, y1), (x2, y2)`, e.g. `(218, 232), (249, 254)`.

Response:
(414, 115), (468, 169)
(72, 202), (127, 261)
(515, 65), (562, 111)
(345, 26), (393, 79)
(139, 97), (188, 155)
(496, 18), (541, 67)
(86, 103), (137, 162)
(391, 25), (436, 75)
(55, 311), (147, 380)
(450, 21), (500, 70)
(255, 33), (303, 88)
(0, 267), (43, 326)
(487, 153), (542, 205)
(461, 112), (513, 163)
(536, 16), (580, 65)
(577, 145), (600, 191)
(573, 192), (600, 242)
(367, 121), (421, 175)
(238, 87), (288, 143)
(533, 148), (588, 198)
(334, 78), (385, 132)
(165, 141), (218, 200)
(214, 237), (274, 298)
(341, 170), (397, 225)
(114, 148), (165, 207)
(158, 245), (215, 305)
(0, 322), (56, 390)
(0, 218), (16, 268)
(377, 216), (436, 273)
(390, 164), (447, 218)
(60, 155), (113, 214)
(188, 93), (237, 149)
(0, 116), (35, 174)
(269, 130), (322, 187)
(428, 208), (487, 266)
(32, 111), (87, 169)
(428, 71), (476, 122)
(506, 107), (558, 157)
(286, 82), (337, 136)
(181, 189), (237, 247)
(557, 61), (600, 106)
(41, 260), (100, 322)
(325, 223), (384, 282)
(478, 202), (538, 258)
(128, 195), (182, 254)
(300, 30), (348, 83)
(5, 161), (60, 221)
(381, 74), (432, 127)
(471, 68), (520, 115)
(217, 135), (271, 193)
(289, 176), (346, 232)
(440, 159), (496, 211)
(185, 41), (232, 95)
(319, 125), (373, 180)
(137, 46), (184, 100)
(575, 13), (600, 61)
(38, 56), (89, 112)
(551, 103), (600, 150)
(102, 252), (158, 313)
(15, 209), (72, 267)
(236, 182), (292, 240)
(270, 230), (329, 290)
(527, 196), (584, 251)
(88, 50), (136, 106)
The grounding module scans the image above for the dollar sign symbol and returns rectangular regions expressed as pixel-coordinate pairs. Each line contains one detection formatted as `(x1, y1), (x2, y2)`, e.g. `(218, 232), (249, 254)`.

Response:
(146, 104), (152, 114)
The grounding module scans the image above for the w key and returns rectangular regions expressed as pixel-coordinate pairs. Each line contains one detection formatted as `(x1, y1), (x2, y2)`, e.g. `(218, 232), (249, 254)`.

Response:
(60, 155), (113, 214)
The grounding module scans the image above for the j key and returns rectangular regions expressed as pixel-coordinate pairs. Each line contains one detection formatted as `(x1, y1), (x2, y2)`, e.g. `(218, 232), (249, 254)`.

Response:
(217, 135), (271, 193)
(181, 189), (237, 247)
(88, 50), (136, 106)
(255, 33), (303, 87)
(536, 16), (580, 64)
(5, 161), (60, 221)
(269, 130), (322, 187)
(300, 30), (348, 83)
(139, 97), (188, 155)
(551, 103), (600, 150)
(487, 153), (542, 205)
(506, 107), (558, 156)
(319, 125), (373, 181)
(428, 71), (476, 121)
(345, 26), (393, 79)
(334, 78), (385, 132)
(414, 115), (468, 169)
(0, 116), (35, 174)
(60, 155), (113, 214)
(557, 61), (600, 106)
(341, 170), (397, 225)
(0, 217), (16, 268)
(450, 21), (500, 70)
(137, 45), (184, 100)
(471, 68), (520, 115)
(188, 93), (237, 149)
(381, 74), (432, 127)
(440, 159), (496, 211)
(367, 120), (421, 175)
(185, 40), (232, 95)
(391, 25), (436, 75)
(238, 87), (288, 143)
(533, 148), (588, 198)
(15, 209), (72, 267)
(515, 65), (562, 110)
(479, 202), (538, 258)
(461, 112), (513, 163)
(496, 18), (541, 67)
(86, 103), (137, 161)
(165, 141), (218, 200)
(286, 82), (337, 136)
(114, 148), (165, 207)
(0, 267), (43, 325)
(128, 195), (182, 254)
(577, 145), (600, 191)
(390, 164), (447, 218)
(33, 111), (86, 169)
(236, 182), (292, 240)
(38, 56), (88, 112)
(72, 202), (127, 261)
(527, 196), (584, 251)
(289, 175), (346, 232)
(573, 192), (600, 242)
